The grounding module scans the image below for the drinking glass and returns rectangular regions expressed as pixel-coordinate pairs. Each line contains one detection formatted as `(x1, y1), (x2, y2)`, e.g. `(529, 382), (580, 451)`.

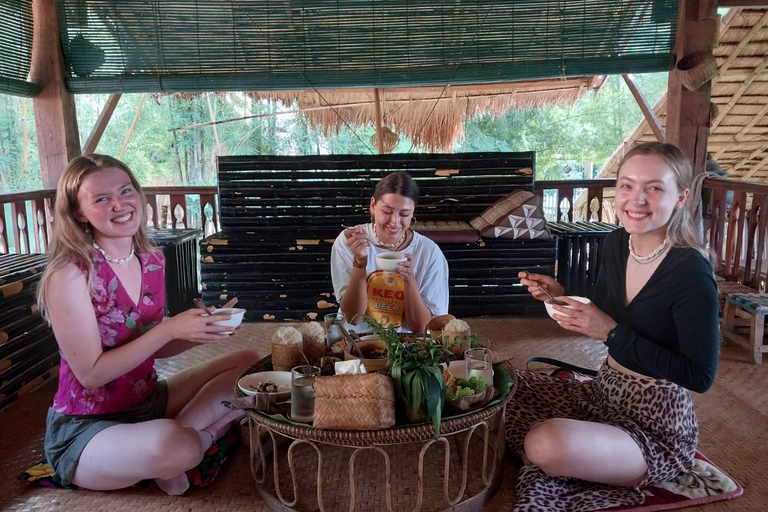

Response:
(324, 312), (344, 348)
(465, 348), (494, 382)
(291, 365), (321, 422)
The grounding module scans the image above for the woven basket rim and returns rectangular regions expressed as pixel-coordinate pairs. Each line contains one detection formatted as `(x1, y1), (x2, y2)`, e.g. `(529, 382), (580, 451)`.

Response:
(674, 51), (717, 91)
(237, 356), (517, 446)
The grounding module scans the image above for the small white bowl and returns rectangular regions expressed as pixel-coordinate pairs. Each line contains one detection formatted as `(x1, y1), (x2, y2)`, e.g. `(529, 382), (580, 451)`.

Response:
(237, 370), (291, 401)
(544, 296), (591, 321)
(375, 251), (406, 272)
(209, 307), (245, 331)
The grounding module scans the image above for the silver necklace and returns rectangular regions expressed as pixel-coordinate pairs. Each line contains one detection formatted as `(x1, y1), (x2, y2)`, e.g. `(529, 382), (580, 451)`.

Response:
(373, 224), (407, 250)
(93, 241), (135, 264)
(628, 235), (670, 265)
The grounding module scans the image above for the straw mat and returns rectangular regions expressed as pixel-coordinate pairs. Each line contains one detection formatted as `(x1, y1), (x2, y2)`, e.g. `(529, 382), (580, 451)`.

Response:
(2, 317), (766, 512)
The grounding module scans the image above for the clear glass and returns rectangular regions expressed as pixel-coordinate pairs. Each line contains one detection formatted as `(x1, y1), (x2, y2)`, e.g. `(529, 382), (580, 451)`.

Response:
(324, 312), (344, 347)
(291, 365), (321, 422)
(465, 348), (494, 382)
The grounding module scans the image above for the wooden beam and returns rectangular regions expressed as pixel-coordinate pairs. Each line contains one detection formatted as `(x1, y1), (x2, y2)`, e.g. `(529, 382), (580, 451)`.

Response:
(666, 0), (717, 178)
(732, 146), (767, 172)
(82, 94), (121, 155)
(741, 152), (768, 180)
(622, 74), (665, 141)
(717, 9), (768, 76)
(712, 57), (768, 130)
(717, 1), (768, 7)
(119, 93), (146, 160)
(30, 0), (81, 187)
(735, 102), (768, 141)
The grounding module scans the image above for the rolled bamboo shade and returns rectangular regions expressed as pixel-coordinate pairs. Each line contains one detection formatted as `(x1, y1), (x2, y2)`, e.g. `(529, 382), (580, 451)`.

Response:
(56, 0), (679, 94)
(0, 0), (38, 97)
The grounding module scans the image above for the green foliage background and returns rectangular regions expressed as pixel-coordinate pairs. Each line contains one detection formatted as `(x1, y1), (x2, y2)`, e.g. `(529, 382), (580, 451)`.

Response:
(0, 74), (667, 192)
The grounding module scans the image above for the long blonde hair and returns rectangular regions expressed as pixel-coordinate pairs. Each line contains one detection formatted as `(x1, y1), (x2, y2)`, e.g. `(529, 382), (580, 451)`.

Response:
(37, 155), (156, 318)
(617, 142), (708, 257)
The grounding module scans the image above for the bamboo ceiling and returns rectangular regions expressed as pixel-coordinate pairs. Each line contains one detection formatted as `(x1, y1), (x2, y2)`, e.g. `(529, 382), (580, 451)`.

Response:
(597, 7), (768, 183)
(247, 77), (606, 152)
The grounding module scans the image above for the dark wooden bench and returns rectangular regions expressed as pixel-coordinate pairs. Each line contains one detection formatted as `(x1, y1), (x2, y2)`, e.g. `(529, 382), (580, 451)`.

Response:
(201, 153), (556, 321)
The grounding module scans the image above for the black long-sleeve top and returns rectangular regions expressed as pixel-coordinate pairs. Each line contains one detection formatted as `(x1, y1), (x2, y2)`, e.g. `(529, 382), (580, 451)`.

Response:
(594, 228), (719, 393)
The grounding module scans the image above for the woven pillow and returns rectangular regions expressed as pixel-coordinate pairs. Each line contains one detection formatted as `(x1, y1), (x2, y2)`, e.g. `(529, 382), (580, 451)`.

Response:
(19, 427), (240, 489)
(411, 220), (480, 243)
(470, 190), (550, 240)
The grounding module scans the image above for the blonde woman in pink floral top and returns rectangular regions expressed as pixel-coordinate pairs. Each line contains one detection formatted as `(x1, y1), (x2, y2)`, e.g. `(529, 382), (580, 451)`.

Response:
(38, 155), (258, 495)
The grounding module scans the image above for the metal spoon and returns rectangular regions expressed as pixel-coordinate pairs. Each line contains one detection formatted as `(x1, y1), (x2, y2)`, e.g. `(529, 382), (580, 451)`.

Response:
(193, 298), (212, 314)
(537, 285), (569, 306)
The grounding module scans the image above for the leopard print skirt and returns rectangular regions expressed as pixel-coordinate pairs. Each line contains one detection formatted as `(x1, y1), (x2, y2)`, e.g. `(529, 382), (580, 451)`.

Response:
(505, 361), (698, 512)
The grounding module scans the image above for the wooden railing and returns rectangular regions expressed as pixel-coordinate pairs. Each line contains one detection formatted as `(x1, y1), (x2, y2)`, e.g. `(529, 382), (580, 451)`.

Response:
(535, 179), (617, 223)
(0, 186), (219, 255)
(1, 177), (765, 287)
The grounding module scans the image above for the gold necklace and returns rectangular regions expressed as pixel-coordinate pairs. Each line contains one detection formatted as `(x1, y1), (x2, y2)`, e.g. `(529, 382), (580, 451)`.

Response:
(373, 224), (407, 250)
(628, 235), (670, 265)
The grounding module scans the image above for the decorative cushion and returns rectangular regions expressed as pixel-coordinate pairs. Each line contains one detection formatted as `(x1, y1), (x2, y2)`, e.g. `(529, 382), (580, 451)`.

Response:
(411, 220), (480, 243)
(727, 293), (768, 315)
(469, 190), (550, 240)
(19, 427), (240, 490)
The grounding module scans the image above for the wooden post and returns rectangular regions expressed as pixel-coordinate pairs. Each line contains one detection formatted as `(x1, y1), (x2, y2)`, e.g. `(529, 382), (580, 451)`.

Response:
(82, 94), (122, 155)
(373, 88), (384, 154)
(30, 0), (81, 188)
(666, 0), (717, 177)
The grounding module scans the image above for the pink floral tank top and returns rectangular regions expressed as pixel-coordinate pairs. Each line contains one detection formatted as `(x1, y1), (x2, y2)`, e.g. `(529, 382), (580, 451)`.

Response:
(52, 250), (166, 415)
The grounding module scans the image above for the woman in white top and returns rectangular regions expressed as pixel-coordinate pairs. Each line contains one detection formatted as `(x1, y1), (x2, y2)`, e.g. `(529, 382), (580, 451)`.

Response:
(330, 172), (449, 333)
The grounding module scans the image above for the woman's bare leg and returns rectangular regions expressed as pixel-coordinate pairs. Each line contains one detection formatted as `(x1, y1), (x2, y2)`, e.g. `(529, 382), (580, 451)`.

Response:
(524, 418), (648, 487)
(72, 419), (203, 490)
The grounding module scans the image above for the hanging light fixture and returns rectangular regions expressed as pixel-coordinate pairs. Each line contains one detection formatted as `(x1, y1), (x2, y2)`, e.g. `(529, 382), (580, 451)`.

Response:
(563, 165), (572, 175)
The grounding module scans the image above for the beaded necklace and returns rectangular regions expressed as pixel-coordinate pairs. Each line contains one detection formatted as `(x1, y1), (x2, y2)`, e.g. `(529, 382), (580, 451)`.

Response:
(372, 224), (407, 250)
(93, 241), (135, 265)
(628, 235), (670, 265)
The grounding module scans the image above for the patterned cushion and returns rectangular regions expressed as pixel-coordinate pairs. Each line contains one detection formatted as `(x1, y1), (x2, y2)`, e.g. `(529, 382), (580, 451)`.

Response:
(716, 281), (757, 299)
(727, 293), (768, 314)
(411, 220), (480, 243)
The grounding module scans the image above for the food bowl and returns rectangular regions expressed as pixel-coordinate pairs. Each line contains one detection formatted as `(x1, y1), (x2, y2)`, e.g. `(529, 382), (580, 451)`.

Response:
(544, 296), (591, 321)
(237, 370), (291, 401)
(375, 251), (406, 272)
(210, 307), (245, 331)
(344, 336), (390, 372)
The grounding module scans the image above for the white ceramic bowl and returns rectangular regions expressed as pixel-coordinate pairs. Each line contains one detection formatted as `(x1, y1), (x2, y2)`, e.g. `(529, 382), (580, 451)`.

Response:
(375, 251), (406, 272)
(209, 307), (245, 331)
(544, 296), (591, 321)
(237, 370), (291, 401)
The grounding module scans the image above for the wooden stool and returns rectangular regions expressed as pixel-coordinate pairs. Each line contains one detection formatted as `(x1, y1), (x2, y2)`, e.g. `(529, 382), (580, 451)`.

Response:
(722, 293), (768, 365)
(716, 281), (757, 316)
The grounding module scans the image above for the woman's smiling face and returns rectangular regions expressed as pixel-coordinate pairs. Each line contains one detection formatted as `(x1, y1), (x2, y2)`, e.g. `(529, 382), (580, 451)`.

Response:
(74, 167), (142, 240)
(615, 153), (688, 238)
(370, 193), (415, 243)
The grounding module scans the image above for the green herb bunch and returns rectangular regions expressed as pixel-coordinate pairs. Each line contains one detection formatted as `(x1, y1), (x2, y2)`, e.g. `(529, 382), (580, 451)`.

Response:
(361, 316), (452, 436)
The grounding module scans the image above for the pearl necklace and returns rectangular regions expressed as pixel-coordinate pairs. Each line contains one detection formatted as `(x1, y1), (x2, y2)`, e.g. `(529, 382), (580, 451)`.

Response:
(93, 242), (135, 265)
(373, 224), (407, 250)
(628, 235), (670, 265)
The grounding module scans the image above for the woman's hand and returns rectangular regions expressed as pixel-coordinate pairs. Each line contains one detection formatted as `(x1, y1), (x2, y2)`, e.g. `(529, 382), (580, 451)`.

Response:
(518, 271), (565, 301)
(344, 226), (369, 264)
(160, 308), (235, 343)
(397, 254), (414, 283)
(549, 297), (618, 341)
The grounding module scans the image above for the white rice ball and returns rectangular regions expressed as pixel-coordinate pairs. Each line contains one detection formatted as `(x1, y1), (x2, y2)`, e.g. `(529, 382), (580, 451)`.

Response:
(443, 318), (471, 334)
(271, 326), (302, 346)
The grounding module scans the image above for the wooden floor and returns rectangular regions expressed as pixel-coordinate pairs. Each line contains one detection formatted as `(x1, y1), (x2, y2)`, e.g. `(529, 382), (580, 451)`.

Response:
(1, 317), (765, 512)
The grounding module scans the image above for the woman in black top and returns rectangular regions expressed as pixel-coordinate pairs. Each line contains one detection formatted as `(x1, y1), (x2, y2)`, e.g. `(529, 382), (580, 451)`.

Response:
(508, 142), (719, 511)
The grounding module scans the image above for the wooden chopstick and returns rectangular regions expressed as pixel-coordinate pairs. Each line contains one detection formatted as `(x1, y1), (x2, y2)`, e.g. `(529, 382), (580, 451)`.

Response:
(222, 297), (238, 309)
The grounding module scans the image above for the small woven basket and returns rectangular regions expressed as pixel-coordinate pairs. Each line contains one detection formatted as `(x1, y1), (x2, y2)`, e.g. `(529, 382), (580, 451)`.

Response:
(369, 126), (399, 153)
(441, 329), (471, 358)
(674, 51), (718, 91)
(271, 343), (303, 371)
(302, 338), (326, 366)
(313, 373), (396, 430)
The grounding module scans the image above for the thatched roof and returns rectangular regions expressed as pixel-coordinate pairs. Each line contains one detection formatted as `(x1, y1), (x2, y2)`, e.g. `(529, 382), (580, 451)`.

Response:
(248, 77), (606, 152)
(596, 8), (768, 183)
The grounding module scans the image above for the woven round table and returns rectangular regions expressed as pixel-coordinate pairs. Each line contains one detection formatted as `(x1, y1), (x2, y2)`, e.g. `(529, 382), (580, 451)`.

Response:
(239, 357), (518, 512)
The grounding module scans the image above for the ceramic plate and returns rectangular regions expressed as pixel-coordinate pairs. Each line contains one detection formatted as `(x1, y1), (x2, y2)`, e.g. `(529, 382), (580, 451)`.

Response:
(237, 371), (292, 401)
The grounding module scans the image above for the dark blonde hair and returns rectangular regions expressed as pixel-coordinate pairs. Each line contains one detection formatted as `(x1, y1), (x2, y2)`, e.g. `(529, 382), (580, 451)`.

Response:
(617, 142), (706, 255)
(37, 154), (156, 317)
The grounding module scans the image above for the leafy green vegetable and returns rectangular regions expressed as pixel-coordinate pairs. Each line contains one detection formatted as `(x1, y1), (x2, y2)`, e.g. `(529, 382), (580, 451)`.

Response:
(446, 376), (492, 401)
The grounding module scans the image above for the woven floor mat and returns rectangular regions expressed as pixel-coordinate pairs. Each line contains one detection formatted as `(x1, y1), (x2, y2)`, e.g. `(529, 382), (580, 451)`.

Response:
(2, 317), (766, 512)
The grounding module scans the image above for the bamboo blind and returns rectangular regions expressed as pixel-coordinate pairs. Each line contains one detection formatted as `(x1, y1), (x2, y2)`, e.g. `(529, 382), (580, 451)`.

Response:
(57, 0), (678, 94)
(0, 0), (37, 97)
